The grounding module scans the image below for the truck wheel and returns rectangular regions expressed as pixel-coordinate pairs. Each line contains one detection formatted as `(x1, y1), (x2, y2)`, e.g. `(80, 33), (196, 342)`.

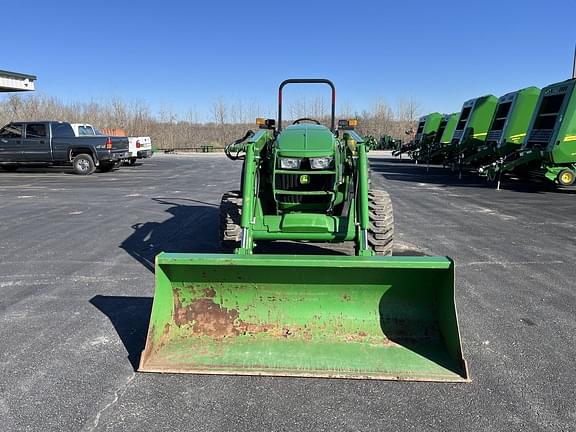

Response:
(220, 190), (242, 252)
(129, 158), (137, 166)
(367, 189), (394, 256)
(1, 163), (18, 171)
(557, 169), (575, 186)
(72, 154), (96, 175)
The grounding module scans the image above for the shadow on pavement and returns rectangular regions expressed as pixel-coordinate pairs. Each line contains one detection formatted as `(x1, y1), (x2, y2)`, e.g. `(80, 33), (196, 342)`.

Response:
(120, 197), (349, 273)
(90, 295), (152, 370)
(120, 198), (221, 272)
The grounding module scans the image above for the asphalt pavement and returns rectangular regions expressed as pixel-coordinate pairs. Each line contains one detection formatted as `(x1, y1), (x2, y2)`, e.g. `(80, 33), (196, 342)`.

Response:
(0, 153), (574, 431)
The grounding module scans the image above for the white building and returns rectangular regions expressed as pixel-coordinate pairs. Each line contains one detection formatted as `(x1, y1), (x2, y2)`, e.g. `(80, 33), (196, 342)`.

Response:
(0, 69), (36, 92)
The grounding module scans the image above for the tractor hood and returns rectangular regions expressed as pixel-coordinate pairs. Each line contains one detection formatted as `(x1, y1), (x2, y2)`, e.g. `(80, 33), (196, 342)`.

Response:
(277, 124), (336, 157)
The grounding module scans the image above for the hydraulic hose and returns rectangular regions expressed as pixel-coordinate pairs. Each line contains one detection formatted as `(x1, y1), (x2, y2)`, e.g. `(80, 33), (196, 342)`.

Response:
(224, 130), (255, 161)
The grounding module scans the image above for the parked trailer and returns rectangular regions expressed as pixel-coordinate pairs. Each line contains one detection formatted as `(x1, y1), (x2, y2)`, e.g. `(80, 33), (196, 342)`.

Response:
(464, 87), (540, 167)
(481, 78), (576, 186)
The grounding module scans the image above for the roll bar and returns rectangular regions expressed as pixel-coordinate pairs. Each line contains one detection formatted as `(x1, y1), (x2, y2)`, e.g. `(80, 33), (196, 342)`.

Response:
(278, 79), (336, 132)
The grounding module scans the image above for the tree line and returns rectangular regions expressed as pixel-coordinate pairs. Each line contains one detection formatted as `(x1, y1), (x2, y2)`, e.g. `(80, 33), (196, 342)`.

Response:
(0, 93), (419, 149)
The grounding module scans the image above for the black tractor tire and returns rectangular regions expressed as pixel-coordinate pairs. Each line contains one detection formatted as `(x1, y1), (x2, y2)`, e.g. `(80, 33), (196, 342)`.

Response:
(367, 189), (394, 256)
(220, 190), (242, 253)
(1, 163), (19, 171)
(72, 154), (96, 175)
(557, 168), (575, 186)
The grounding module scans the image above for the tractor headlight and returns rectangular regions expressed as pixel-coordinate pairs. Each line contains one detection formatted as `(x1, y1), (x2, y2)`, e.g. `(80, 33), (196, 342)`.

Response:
(309, 157), (333, 169)
(279, 157), (302, 169)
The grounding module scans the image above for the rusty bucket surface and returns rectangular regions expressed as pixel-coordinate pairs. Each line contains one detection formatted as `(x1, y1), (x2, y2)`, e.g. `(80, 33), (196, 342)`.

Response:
(139, 253), (469, 382)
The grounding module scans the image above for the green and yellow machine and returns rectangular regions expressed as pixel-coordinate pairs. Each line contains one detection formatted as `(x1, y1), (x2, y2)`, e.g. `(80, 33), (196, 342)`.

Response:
(393, 113), (441, 158)
(415, 113), (443, 143)
(410, 113), (443, 161)
(428, 96), (497, 166)
(446, 95), (498, 168)
(481, 79), (576, 186)
(463, 87), (540, 167)
(426, 112), (460, 163)
(139, 79), (469, 382)
(424, 113), (460, 164)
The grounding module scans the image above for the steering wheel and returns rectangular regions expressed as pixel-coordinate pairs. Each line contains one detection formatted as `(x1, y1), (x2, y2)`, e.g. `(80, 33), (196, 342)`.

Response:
(292, 118), (321, 125)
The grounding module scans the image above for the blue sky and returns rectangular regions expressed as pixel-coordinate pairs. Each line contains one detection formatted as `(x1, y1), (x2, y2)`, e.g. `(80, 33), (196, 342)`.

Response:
(2, 0), (575, 121)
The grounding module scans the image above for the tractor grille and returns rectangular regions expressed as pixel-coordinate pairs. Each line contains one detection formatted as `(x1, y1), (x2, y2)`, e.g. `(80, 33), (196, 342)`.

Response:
(276, 173), (334, 191)
(275, 173), (334, 205)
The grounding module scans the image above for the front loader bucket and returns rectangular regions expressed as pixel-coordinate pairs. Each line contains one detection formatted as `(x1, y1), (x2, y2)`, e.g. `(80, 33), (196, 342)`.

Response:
(139, 253), (469, 382)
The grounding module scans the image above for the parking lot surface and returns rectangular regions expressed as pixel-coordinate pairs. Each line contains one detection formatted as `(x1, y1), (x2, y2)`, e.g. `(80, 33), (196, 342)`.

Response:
(0, 153), (574, 431)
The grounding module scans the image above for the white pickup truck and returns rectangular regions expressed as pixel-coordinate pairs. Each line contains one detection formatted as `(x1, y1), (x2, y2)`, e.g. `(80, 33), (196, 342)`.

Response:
(126, 136), (152, 165)
(70, 123), (152, 165)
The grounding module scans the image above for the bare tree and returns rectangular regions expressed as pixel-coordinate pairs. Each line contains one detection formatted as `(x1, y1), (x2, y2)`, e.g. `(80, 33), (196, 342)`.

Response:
(0, 92), (422, 150)
(397, 97), (421, 138)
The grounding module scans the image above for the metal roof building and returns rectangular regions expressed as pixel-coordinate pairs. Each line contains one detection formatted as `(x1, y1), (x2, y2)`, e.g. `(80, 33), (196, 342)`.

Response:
(0, 69), (36, 92)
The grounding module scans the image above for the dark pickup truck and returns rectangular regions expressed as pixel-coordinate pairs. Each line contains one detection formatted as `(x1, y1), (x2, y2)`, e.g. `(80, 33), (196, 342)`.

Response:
(0, 121), (129, 175)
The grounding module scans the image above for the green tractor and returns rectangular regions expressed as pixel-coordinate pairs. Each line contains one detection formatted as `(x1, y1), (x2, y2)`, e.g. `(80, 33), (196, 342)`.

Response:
(377, 135), (400, 150)
(139, 79), (469, 382)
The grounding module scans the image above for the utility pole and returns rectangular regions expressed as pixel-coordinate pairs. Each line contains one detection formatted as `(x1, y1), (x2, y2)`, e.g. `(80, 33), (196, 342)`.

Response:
(573, 44), (576, 79)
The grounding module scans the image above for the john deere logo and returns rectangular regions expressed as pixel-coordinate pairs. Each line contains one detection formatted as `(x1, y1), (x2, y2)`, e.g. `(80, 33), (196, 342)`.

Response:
(300, 175), (310, 184)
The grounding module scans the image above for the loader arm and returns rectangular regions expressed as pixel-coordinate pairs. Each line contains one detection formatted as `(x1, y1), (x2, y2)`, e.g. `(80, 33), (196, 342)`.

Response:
(355, 138), (373, 256)
(236, 130), (273, 254)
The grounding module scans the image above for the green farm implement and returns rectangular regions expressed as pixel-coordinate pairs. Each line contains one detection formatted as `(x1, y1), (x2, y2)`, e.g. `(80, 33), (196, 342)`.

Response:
(424, 113), (460, 164)
(426, 112), (459, 163)
(392, 112), (441, 160)
(410, 113), (443, 162)
(464, 87), (540, 168)
(428, 96), (497, 167)
(445, 95), (498, 170)
(481, 78), (576, 186)
(139, 79), (469, 382)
